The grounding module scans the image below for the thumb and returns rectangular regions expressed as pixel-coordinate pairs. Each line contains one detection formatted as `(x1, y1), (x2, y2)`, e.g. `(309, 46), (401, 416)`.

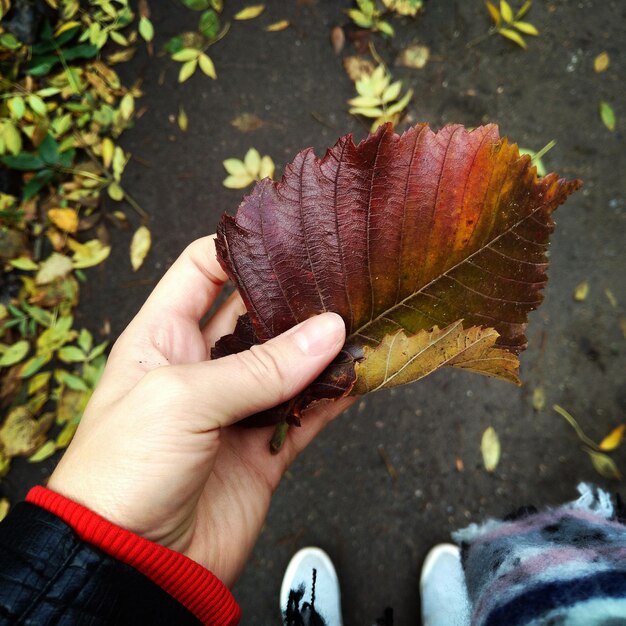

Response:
(178, 312), (346, 428)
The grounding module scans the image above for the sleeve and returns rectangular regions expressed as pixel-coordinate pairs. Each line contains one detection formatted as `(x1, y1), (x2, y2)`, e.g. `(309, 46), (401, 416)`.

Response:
(0, 486), (240, 626)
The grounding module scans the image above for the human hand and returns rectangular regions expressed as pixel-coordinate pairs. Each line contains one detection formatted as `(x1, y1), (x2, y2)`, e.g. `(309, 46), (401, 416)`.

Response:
(48, 235), (351, 586)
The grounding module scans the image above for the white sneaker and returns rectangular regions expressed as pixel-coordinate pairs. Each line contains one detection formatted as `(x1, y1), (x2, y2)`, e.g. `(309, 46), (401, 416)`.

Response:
(280, 547), (343, 626)
(420, 544), (471, 626)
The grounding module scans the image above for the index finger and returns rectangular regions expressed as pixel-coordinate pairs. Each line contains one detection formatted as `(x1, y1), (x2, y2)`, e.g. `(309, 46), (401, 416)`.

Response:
(139, 235), (228, 324)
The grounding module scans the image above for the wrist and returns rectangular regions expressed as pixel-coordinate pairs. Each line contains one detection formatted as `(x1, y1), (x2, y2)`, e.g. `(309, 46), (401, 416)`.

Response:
(27, 486), (240, 626)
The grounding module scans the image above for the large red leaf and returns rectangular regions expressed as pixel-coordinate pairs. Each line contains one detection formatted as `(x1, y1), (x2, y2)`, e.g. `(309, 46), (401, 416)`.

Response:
(213, 123), (581, 434)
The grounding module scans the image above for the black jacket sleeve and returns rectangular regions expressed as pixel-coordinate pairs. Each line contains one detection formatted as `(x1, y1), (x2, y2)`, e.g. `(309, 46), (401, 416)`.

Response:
(0, 502), (201, 626)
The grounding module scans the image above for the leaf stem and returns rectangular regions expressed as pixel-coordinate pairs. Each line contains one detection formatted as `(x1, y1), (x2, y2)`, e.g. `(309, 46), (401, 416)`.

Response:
(270, 421), (290, 454)
(532, 139), (556, 163)
(466, 28), (497, 49)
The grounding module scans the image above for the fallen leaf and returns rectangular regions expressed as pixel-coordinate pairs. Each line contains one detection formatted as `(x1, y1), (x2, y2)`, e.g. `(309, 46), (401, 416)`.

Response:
(0, 406), (53, 457)
(584, 446), (622, 480)
(55, 421), (79, 449)
(532, 386), (545, 411)
(231, 113), (266, 132)
(234, 4), (265, 20)
(9, 257), (38, 271)
(213, 124), (581, 429)
(604, 289), (617, 308)
(139, 16), (154, 42)
(485, 0), (501, 25)
(178, 59), (197, 82)
(343, 56), (375, 82)
(0, 340), (30, 367)
(58, 345), (86, 363)
(0, 498), (8, 522)
(222, 149), (275, 188)
(481, 426), (501, 472)
(178, 106), (188, 131)
(47, 208), (78, 233)
(198, 53), (217, 78)
(499, 27), (526, 48)
(594, 52), (609, 73)
(130, 225), (151, 271)
(266, 20), (289, 32)
(396, 44), (430, 69)
(330, 25), (345, 53)
(383, 0), (423, 16)
(28, 440), (57, 462)
(70, 239), (111, 269)
(574, 281), (589, 301)
(36, 253), (74, 285)
(600, 101), (615, 131)
(599, 424), (625, 452)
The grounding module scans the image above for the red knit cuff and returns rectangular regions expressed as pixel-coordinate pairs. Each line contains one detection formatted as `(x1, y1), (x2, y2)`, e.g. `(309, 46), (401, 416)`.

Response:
(26, 486), (240, 626)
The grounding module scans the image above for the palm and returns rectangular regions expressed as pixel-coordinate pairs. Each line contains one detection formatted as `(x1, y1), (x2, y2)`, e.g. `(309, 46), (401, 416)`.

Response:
(72, 237), (350, 587)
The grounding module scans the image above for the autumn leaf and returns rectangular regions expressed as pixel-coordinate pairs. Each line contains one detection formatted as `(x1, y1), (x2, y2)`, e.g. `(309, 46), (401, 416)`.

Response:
(599, 424), (625, 452)
(213, 124), (581, 438)
(266, 20), (289, 32)
(600, 101), (616, 131)
(594, 52), (609, 73)
(47, 208), (79, 232)
(0, 406), (54, 457)
(222, 148), (275, 189)
(481, 426), (501, 472)
(234, 4), (265, 20)
(130, 225), (151, 271)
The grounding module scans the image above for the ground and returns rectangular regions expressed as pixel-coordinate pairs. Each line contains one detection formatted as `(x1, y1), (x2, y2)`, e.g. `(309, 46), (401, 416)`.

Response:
(3, 0), (625, 624)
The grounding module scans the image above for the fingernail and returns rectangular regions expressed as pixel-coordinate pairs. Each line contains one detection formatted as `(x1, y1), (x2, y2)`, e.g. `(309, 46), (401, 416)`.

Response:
(292, 313), (345, 356)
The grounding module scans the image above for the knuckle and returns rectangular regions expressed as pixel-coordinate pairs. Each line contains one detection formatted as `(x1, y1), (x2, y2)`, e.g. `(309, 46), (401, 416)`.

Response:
(239, 345), (289, 400)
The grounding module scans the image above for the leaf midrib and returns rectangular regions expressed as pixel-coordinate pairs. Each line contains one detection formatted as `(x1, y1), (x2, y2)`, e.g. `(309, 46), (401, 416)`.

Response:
(349, 201), (546, 343)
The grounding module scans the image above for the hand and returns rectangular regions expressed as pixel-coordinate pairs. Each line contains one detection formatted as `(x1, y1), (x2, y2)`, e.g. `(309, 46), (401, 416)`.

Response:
(48, 235), (351, 586)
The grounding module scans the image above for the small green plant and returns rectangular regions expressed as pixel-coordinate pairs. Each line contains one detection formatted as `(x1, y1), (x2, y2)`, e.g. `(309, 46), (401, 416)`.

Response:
(381, 0), (423, 16)
(347, 0), (395, 37)
(347, 64), (413, 131)
(165, 1), (227, 82)
(469, 1), (539, 49)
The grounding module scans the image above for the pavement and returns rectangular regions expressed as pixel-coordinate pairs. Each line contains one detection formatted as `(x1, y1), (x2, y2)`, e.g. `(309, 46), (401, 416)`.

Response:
(3, 1), (625, 624)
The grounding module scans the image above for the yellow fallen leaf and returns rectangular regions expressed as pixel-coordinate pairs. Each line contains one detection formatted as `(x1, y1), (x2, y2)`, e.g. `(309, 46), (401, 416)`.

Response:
(594, 51), (609, 73)
(343, 56), (375, 82)
(101, 137), (115, 168)
(599, 424), (625, 452)
(130, 225), (151, 271)
(481, 426), (501, 472)
(574, 281), (589, 301)
(36, 252), (74, 285)
(266, 20), (289, 31)
(223, 174), (255, 189)
(234, 4), (265, 20)
(48, 208), (79, 233)
(0, 406), (54, 457)
(259, 155), (275, 179)
(28, 440), (57, 462)
(532, 386), (545, 411)
(244, 147), (261, 175)
(178, 105), (188, 131)
(71, 239), (111, 269)
(0, 340), (29, 367)
(0, 498), (9, 522)
(584, 446), (622, 480)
